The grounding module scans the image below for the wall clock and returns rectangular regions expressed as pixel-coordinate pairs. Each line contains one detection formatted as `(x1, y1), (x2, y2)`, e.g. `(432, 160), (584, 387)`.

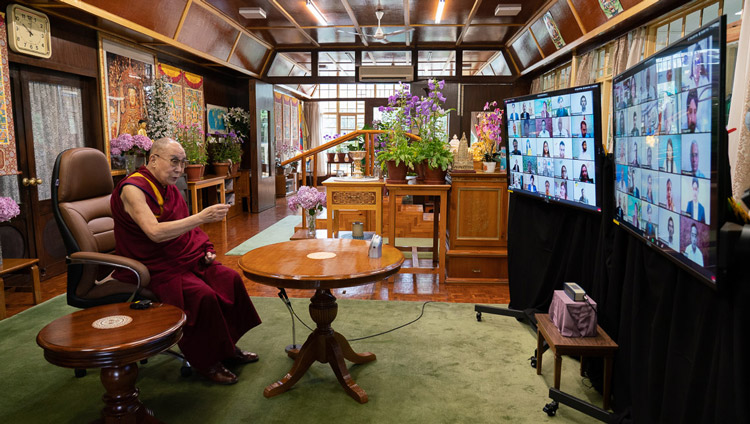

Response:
(6, 4), (52, 59)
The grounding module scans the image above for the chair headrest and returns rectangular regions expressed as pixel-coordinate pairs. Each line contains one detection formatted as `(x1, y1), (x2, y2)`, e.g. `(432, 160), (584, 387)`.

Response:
(57, 148), (114, 203)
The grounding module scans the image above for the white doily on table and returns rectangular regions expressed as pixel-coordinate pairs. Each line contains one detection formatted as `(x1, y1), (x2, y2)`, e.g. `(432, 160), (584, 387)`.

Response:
(92, 315), (133, 329)
(307, 252), (337, 259)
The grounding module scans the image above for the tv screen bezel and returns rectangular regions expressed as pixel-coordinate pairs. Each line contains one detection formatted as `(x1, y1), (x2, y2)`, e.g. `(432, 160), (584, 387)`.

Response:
(504, 83), (604, 213)
(611, 17), (726, 288)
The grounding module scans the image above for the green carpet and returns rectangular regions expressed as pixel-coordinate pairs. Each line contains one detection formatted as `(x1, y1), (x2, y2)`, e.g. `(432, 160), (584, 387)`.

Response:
(226, 215), (435, 259)
(1, 295), (603, 423)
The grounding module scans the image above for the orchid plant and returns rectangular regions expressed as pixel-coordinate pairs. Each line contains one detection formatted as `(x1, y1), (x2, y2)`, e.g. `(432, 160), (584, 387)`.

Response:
(175, 123), (207, 165)
(376, 79), (453, 171)
(471, 101), (504, 162)
(207, 131), (242, 164)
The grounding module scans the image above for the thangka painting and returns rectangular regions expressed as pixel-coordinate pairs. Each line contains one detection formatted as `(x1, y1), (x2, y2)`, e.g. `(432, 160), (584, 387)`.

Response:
(274, 93), (283, 146)
(99, 36), (155, 144)
(158, 63), (204, 131)
(542, 12), (565, 49)
(598, 0), (624, 19)
(283, 97), (291, 144)
(0, 13), (17, 175)
(290, 97), (299, 147)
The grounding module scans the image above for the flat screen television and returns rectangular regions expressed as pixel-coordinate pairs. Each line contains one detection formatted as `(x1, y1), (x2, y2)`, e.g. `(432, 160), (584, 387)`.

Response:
(505, 84), (603, 213)
(612, 17), (726, 287)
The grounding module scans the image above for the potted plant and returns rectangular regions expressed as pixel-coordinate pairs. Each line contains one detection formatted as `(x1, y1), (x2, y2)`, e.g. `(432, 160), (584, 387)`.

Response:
(377, 130), (417, 183)
(110, 133), (153, 174)
(207, 131), (242, 177)
(374, 84), (420, 183)
(323, 133), (341, 163)
(419, 138), (453, 184)
(175, 123), (207, 181)
(471, 101), (504, 173)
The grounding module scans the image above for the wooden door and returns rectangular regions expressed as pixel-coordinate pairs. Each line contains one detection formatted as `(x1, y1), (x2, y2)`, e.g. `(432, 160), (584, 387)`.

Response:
(9, 66), (100, 279)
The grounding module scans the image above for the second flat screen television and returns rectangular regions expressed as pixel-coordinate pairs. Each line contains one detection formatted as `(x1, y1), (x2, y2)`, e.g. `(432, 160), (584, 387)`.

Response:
(505, 84), (603, 213)
(612, 18), (724, 286)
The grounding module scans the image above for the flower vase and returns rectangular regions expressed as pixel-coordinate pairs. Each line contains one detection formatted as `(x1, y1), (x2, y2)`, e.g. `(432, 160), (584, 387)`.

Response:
(483, 161), (497, 173)
(306, 213), (317, 238)
(125, 154), (137, 174)
(135, 153), (146, 169)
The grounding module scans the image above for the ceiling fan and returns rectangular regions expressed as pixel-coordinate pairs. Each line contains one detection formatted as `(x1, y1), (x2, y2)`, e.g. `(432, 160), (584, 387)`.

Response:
(337, 2), (414, 44)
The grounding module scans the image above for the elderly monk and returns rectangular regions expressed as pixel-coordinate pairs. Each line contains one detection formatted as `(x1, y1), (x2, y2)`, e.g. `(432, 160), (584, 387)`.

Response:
(110, 137), (261, 385)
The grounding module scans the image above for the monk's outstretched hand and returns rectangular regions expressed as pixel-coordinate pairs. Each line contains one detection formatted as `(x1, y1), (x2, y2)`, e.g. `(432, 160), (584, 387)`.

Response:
(200, 204), (231, 223)
(203, 251), (216, 265)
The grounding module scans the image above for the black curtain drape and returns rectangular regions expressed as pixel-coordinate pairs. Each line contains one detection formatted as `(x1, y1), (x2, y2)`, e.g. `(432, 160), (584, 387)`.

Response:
(507, 154), (748, 422)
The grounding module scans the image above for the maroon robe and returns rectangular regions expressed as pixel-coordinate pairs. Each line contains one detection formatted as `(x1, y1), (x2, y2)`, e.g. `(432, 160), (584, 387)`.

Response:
(111, 166), (261, 370)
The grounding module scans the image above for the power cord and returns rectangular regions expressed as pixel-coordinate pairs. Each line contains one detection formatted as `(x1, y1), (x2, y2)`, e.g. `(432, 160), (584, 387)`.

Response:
(277, 293), (434, 343)
(582, 294), (598, 322)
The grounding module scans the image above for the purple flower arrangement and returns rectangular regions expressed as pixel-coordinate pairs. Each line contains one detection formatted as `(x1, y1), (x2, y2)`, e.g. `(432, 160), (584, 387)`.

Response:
(0, 197), (20, 222)
(473, 101), (504, 161)
(110, 133), (153, 156)
(288, 185), (326, 215)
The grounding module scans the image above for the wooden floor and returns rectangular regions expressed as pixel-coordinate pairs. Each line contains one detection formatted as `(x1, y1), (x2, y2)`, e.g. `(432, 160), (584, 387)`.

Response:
(3, 196), (509, 318)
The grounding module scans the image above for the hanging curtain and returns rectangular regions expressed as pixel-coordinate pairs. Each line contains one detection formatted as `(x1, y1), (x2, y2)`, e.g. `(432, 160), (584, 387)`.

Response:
(530, 77), (542, 94)
(626, 27), (647, 68)
(574, 51), (595, 87)
(729, 7), (750, 200)
(303, 101), (325, 176)
(610, 35), (629, 77)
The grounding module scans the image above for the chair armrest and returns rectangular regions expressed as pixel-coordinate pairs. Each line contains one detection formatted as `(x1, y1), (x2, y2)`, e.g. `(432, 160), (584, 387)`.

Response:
(68, 252), (151, 302)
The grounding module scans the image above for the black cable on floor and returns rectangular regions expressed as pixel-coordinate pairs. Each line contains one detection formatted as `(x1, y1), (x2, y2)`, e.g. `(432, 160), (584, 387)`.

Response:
(277, 296), (434, 342)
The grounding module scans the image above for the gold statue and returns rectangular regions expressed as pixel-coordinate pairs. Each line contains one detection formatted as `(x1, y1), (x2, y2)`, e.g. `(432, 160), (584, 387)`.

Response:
(136, 119), (148, 137)
(452, 133), (475, 173)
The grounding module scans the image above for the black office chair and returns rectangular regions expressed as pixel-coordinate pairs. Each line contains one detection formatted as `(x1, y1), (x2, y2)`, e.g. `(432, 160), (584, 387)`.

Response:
(51, 147), (190, 376)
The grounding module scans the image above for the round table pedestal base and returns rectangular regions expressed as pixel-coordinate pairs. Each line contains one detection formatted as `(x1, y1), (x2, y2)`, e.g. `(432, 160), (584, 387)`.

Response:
(92, 363), (163, 424)
(264, 289), (376, 403)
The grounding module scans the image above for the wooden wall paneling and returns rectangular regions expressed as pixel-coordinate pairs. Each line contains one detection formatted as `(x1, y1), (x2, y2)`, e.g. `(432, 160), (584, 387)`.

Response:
(530, 20), (558, 57)
(511, 31), (543, 69)
(265, 28), (317, 45)
(228, 34), (270, 74)
(569, 0), (609, 32)
(82, 0), (187, 38)
(204, 0), (292, 26)
(461, 26), (512, 44)
(459, 84), (519, 138)
(413, 26), (460, 44)
(6, 14), (98, 78)
(176, 2), (239, 61)
(619, 0), (643, 9)
(550, 0), (585, 41)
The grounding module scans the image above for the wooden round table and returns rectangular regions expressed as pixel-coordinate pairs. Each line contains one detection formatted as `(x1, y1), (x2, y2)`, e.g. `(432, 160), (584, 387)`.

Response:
(238, 238), (404, 403)
(37, 302), (186, 423)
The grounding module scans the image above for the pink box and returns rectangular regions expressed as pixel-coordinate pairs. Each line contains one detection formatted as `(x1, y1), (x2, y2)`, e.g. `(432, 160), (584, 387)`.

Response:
(548, 290), (598, 337)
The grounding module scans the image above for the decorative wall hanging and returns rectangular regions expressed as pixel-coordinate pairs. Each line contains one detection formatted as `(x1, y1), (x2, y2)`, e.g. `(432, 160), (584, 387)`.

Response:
(157, 63), (205, 131)
(598, 0), (624, 19)
(98, 35), (156, 167)
(206, 104), (228, 134)
(0, 12), (18, 176)
(543, 12), (565, 49)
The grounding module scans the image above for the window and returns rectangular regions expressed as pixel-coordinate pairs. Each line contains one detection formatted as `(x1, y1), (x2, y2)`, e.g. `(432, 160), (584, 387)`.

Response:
(646, 0), (738, 56)
(592, 44), (614, 81)
(418, 50), (455, 77)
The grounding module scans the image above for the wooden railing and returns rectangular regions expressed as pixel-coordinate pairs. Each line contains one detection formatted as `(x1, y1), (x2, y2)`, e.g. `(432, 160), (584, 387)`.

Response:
(280, 129), (421, 188)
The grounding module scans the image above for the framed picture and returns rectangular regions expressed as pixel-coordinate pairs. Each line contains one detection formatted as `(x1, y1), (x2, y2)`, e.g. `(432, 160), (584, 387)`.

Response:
(206, 104), (228, 134)
(98, 34), (156, 167)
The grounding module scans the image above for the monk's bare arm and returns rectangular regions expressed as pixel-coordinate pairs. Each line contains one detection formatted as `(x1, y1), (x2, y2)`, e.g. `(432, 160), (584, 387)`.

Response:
(120, 184), (230, 243)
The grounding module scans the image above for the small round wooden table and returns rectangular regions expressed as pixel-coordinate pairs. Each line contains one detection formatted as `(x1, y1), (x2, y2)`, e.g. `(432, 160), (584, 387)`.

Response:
(37, 303), (186, 423)
(239, 238), (404, 403)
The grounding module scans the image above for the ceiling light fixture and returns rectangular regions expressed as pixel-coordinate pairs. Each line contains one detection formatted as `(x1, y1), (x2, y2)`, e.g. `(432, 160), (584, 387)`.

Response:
(306, 0), (328, 26)
(239, 7), (267, 19)
(435, 0), (446, 24)
(495, 4), (522, 17)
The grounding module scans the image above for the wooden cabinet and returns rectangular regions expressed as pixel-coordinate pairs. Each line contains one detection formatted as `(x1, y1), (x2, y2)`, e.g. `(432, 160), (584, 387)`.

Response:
(445, 172), (508, 283)
(226, 170), (250, 218)
(275, 173), (297, 198)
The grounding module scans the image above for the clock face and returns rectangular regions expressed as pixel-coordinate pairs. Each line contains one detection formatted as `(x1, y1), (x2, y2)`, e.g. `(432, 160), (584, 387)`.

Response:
(7, 5), (51, 58)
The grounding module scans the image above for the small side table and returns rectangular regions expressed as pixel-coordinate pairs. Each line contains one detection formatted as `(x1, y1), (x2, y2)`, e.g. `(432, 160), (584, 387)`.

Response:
(0, 258), (42, 320)
(37, 303), (186, 423)
(187, 175), (226, 217)
(535, 313), (618, 410)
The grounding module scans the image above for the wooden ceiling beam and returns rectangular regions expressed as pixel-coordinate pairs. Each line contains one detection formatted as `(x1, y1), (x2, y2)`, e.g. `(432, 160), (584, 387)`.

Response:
(269, 0), (320, 47)
(456, 0), (483, 46)
(173, 0), (193, 39)
(340, 0), (369, 47)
